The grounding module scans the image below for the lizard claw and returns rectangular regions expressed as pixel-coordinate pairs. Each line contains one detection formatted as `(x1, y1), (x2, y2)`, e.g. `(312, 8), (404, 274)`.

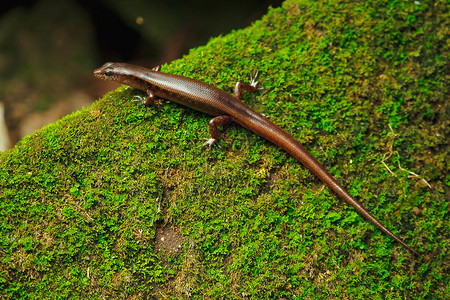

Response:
(250, 70), (259, 88)
(201, 138), (220, 148)
(132, 95), (143, 102)
(133, 95), (155, 106)
(133, 95), (151, 105)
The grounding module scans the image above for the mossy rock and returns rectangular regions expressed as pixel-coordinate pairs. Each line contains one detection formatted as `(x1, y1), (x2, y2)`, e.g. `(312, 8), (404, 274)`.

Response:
(1, 0), (448, 298)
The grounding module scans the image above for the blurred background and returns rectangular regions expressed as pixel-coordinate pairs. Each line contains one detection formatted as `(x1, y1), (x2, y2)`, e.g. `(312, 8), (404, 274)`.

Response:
(0, 0), (283, 150)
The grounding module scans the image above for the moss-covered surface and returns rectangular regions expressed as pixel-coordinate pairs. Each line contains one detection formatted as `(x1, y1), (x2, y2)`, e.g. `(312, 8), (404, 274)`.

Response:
(1, 0), (448, 298)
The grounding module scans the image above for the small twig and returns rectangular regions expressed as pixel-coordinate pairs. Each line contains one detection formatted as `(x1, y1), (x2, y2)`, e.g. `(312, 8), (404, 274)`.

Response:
(397, 161), (432, 188)
(381, 159), (396, 176)
(381, 124), (431, 189)
(151, 197), (162, 224)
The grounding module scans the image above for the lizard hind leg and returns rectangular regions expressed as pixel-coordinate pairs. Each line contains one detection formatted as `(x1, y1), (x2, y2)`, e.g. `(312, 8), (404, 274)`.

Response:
(234, 70), (260, 100)
(202, 115), (233, 147)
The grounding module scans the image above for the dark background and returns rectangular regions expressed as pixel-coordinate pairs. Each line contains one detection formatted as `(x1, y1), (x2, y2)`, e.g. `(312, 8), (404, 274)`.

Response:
(0, 0), (283, 149)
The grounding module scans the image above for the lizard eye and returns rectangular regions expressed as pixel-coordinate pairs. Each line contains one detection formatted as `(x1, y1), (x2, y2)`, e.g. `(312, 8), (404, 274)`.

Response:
(103, 67), (115, 77)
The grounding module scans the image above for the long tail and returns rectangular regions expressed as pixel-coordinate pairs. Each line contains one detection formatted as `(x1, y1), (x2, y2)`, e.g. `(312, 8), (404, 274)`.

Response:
(237, 110), (418, 255)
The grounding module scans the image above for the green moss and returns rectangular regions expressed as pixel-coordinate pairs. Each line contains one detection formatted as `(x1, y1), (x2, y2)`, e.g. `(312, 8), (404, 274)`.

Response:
(1, 0), (448, 298)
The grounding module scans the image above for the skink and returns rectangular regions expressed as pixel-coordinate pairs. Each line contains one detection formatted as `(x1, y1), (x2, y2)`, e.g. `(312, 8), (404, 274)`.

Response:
(94, 62), (418, 255)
